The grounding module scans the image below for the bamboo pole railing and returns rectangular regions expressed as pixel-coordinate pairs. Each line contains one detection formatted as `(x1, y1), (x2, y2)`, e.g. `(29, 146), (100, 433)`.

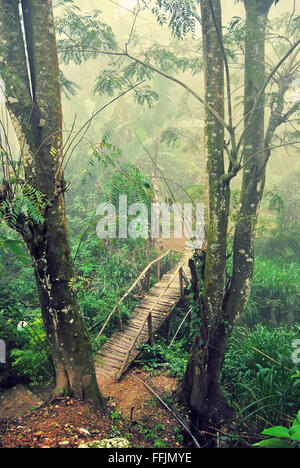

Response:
(116, 256), (190, 379)
(94, 249), (183, 339)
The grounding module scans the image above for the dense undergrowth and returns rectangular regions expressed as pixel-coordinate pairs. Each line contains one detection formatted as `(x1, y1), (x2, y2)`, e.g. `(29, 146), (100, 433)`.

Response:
(137, 321), (300, 435)
(0, 179), (299, 443)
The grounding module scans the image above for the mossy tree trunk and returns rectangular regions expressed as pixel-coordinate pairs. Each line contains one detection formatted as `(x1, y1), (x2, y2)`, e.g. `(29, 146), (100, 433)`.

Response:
(224, 0), (274, 329)
(0, 0), (105, 409)
(183, 0), (233, 433)
(183, 0), (275, 438)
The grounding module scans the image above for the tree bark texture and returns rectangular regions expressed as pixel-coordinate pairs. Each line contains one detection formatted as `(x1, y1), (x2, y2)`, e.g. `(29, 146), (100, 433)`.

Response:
(225, 0), (274, 326)
(0, 0), (105, 409)
(183, 0), (274, 439)
(183, 0), (234, 436)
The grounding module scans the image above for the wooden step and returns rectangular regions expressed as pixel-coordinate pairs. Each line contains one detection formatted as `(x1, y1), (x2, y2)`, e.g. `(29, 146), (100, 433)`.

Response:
(95, 252), (192, 378)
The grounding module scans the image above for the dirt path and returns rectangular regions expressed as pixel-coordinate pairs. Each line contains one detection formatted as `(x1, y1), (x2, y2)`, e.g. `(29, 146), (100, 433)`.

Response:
(0, 369), (185, 449)
(97, 369), (178, 420)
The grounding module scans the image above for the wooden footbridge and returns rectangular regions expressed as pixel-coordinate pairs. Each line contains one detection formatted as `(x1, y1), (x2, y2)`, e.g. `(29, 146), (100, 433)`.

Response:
(95, 249), (192, 379)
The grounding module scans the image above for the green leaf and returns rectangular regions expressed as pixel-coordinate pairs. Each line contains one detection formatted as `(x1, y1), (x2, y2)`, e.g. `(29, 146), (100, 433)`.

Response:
(4, 240), (31, 265)
(261, 426), (290, 438)
(253, 438), (293, 448)
(289, 428), (300, 442)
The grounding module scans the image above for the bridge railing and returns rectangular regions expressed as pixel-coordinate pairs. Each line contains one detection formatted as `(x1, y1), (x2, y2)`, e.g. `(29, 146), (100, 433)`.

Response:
(116, 255), (191, 380)
(93, 249), (184, 340)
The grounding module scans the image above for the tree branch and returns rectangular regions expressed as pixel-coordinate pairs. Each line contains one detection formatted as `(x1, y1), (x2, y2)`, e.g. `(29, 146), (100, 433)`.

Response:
(236, 39), (300, 154)
(58, 34), (230, 132)
(126, 51), (229, 132)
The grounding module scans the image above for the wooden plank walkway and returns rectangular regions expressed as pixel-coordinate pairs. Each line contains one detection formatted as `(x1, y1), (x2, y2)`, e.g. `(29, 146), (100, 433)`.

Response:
(95, 251), (192, 379)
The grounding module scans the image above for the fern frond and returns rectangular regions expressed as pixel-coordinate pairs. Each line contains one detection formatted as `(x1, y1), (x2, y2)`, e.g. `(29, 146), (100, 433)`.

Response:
(0, 184), (47, 228)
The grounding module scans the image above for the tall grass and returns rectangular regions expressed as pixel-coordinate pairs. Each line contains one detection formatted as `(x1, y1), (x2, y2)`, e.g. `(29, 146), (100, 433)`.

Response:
(243, 257), (300, 327)
(222, 325), (300, 434)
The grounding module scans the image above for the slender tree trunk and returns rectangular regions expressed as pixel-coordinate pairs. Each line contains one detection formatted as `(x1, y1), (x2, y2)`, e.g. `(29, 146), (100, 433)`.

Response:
(183, 0), (234, 435)
(0, 0), (105, 409)
(183, 0), (274, 439)
(224, 0), (273, 327)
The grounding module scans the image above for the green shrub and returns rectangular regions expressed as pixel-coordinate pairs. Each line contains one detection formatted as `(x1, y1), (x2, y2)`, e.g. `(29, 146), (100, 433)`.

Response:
(136, 338), (189, 379)
(243, 257), (300, 327)
(0, 308), (27, 389)
(153, 439), (168, 448)
(10, 319), (53, 387)
(222, 325), (300, 432)
(0, 234), (42, 389)
(253, 409), (300, 448)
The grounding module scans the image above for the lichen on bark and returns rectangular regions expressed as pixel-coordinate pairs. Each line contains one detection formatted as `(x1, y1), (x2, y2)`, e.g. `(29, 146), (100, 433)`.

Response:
(0, 0), (105, 410)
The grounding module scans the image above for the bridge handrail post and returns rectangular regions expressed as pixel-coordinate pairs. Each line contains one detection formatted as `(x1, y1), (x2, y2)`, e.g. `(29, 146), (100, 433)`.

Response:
(147, 313), (154, 346)
(116, 256), (190, 379)
(95, 250), (174, 338)
(169, 250), (173, 268)
(157, 260), (161, 281)
(146, 269), (151, 292)
(179, 267), (184, 297)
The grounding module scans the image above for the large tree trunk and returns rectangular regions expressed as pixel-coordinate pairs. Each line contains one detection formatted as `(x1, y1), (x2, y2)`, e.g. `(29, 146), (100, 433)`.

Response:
(0, 0), (105, 409)
(182, 0), (274, 440)
(182, 0), (234, 436)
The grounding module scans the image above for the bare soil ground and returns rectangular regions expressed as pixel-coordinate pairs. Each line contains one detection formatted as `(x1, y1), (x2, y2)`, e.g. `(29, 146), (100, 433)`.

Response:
(0, 369), (187, 449)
